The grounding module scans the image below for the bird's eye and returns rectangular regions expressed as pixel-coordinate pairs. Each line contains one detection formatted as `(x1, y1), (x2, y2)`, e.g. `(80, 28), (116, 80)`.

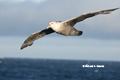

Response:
(50, 23), (53, 24)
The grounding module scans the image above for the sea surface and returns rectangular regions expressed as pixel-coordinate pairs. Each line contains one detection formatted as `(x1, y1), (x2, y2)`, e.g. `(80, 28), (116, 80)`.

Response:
(0, 58), (120, 80)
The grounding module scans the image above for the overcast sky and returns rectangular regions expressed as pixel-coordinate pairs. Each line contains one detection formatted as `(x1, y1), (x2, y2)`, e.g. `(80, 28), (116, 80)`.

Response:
(0, 0), (120, 61)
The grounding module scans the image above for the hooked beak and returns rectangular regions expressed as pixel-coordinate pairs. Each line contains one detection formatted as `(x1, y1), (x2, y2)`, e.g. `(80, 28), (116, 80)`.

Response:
(47, 24), (51, 29)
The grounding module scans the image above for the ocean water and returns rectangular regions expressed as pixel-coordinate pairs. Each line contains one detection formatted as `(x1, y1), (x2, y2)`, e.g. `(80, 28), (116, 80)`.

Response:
(0, 58), (120, 80)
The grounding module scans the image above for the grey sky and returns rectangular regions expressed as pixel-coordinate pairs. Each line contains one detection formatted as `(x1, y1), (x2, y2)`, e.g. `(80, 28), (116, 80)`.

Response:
(0, 0), (120, 61)
(0, 0), (120, 39)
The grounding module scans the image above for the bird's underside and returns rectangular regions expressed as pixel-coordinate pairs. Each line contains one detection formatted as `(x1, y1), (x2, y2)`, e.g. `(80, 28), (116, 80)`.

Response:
(21, 28), (54, 49)
(21, 8), (119, 50)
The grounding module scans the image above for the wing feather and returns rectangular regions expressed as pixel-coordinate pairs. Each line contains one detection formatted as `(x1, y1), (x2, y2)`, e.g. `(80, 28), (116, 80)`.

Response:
(20, 28), (54, 50)
(64, 8), (119, 26)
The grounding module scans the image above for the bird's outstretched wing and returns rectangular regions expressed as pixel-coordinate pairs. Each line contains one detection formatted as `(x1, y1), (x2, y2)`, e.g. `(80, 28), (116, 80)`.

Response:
(21, 28), (54, 50)
(64, 8), (119, 26)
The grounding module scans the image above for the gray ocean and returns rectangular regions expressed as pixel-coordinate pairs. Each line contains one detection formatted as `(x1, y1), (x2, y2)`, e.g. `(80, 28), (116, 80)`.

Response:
(0, 58), (120, 80)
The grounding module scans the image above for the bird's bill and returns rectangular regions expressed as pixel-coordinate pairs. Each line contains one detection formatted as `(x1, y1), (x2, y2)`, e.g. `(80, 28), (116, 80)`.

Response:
(47, 24), (51, 29)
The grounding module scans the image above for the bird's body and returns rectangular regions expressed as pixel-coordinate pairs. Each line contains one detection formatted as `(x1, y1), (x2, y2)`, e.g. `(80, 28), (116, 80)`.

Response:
(48, 21), (82, 36)
(21, 8), (119, 50)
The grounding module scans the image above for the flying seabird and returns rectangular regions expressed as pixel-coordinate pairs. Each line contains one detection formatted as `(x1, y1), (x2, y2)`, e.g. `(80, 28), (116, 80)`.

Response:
(21, 8), (119, 50)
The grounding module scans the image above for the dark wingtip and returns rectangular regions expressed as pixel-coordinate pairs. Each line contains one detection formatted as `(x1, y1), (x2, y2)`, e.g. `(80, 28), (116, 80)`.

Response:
(20, 47), (24, 50)
(109, 8), (119, 12)
(20, 46), (25, 50)
(20, 42), (33, 50)
(113, 8), (119, 10)
(20, 48), (23, 50)
(20, 43), (28, 50)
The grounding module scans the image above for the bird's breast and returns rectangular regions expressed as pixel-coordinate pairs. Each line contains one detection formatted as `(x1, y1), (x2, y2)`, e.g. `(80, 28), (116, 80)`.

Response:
(51, 23), (63, 32)
(51, 23), (71, 36)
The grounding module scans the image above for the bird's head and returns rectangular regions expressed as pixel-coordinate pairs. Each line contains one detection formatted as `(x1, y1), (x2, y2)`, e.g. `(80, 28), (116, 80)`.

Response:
(47, 21), (57, 29)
